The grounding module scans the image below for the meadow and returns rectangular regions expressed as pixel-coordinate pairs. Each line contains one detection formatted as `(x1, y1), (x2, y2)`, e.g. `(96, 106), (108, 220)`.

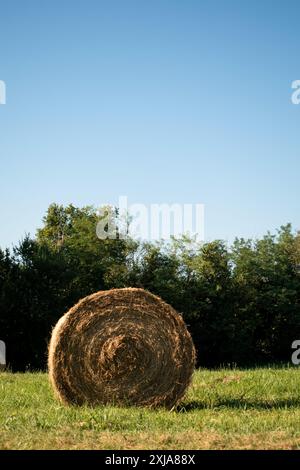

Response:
(1, 367), (300, 450)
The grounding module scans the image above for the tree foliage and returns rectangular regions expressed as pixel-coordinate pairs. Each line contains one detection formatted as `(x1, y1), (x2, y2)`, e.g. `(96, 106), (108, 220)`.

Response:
(0, 205), (299, 370)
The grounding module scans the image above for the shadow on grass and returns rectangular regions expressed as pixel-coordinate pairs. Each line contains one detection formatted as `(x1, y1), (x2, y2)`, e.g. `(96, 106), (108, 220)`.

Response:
(177, 398), (300, 412)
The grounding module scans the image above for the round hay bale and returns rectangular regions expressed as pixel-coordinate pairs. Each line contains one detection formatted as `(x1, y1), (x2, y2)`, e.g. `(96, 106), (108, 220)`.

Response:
(48, 287), (196, 409)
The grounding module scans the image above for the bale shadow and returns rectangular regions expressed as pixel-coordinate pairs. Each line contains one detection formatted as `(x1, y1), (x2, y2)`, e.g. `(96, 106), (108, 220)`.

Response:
(177, 398), (300, 412)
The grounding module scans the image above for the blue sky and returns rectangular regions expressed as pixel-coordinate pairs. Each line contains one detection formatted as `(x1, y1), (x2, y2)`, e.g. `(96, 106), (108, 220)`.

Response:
(0, 0), (299, 249)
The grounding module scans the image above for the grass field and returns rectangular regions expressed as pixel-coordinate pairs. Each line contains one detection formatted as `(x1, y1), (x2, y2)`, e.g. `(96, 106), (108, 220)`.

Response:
(1, 367), (300, 450)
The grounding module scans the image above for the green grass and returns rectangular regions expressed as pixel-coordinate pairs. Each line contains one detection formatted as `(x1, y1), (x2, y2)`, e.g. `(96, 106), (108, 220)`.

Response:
(1, 367), (300, 449)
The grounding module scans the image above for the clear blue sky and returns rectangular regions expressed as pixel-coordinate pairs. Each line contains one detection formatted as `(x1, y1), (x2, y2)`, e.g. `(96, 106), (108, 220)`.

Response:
(0, 0), (299, 249)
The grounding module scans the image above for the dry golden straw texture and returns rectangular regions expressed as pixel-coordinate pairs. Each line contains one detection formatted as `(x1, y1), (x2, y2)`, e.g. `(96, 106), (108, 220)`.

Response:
(48, 288), (195, 408)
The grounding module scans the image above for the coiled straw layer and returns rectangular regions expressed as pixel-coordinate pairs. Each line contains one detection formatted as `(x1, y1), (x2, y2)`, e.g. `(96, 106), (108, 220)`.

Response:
(48, 288), (195, 409)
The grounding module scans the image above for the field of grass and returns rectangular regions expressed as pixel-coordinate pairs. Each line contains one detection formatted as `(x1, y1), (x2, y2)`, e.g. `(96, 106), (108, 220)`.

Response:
(1, 367), (300, 450)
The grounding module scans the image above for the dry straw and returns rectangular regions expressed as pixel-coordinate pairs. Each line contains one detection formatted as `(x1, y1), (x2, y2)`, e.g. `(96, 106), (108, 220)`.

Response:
(48, 288), (195, 409)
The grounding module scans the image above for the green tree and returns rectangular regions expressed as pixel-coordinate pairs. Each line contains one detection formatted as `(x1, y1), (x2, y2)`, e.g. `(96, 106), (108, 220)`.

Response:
(231, 225), (300, 363)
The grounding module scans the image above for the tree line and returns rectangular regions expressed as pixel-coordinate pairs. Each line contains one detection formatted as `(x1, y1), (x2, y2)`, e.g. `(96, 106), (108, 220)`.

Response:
(1, 203), (300, 371)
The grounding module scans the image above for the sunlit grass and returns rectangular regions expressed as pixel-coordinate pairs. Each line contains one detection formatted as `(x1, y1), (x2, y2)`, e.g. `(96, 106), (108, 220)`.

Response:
(1, 367), (300, 449)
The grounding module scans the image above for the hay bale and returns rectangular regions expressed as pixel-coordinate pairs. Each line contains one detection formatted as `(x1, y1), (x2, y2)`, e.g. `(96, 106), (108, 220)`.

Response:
(48, 287), (195, 409)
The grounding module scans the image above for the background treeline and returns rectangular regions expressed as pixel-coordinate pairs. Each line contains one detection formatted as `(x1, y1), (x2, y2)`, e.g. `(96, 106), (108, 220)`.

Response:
(1, 203), (300, 371)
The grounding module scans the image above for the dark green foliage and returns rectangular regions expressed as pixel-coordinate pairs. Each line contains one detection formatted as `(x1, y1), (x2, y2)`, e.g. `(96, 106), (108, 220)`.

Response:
(0, 204), (300, 370)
